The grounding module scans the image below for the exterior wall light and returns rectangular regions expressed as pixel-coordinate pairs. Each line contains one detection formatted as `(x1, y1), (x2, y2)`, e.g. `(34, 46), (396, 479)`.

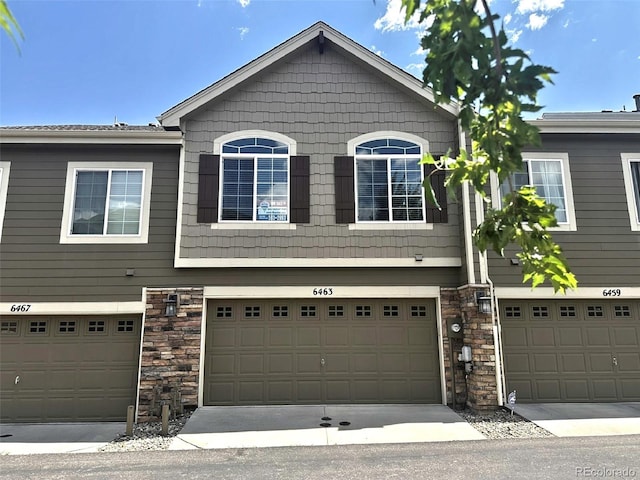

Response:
(164, 293), (179, 317)
(476, 291), (492, 314)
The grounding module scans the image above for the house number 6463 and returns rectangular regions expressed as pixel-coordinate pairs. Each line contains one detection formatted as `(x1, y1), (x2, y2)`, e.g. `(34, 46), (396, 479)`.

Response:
(313, 288), (333, 296)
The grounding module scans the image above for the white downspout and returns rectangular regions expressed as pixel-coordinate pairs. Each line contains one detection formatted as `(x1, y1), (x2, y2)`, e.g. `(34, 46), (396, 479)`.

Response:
(459, 121), (476, 286)
(476, 193), (506, 407)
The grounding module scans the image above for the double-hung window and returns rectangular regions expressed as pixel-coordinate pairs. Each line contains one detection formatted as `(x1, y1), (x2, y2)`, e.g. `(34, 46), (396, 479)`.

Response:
(60, 162), (153, 243)
(621, 154), (640, 231)
(220, 137), (289, 222)
(493, 153), (576, 231)
(355, 139), (424, 222)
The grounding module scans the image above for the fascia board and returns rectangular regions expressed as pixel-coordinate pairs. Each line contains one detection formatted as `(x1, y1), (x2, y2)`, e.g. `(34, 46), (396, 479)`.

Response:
(159, 22), (458, 126)
(0, 130), (183, 145)
(529, 119), (640, 134)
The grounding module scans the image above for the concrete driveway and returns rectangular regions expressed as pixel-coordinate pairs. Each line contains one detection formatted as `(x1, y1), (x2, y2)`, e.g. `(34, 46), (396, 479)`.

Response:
(513, 402), (640, 437)
(169, 404), (484, 450)
(0, 422), (126, 455)
(2, 403), (640, 455)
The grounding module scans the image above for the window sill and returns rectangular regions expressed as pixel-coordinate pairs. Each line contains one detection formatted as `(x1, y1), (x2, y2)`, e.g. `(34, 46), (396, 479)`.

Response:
(211, 223), (297, 230)
(348, 223), (434, 231)
(59, 234), (148, 244)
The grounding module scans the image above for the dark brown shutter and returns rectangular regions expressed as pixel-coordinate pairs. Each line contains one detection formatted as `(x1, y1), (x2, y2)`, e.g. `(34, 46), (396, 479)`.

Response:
(424, 162), (448, 223)
(197, 154), (220, 223)
(290, 155), (310, 224)
(334, 156), (355, 224)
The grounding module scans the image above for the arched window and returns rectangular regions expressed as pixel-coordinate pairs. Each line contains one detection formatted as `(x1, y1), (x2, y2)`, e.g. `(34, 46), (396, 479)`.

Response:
(354, 138), (424, 222)
(220, 137), (290, 222)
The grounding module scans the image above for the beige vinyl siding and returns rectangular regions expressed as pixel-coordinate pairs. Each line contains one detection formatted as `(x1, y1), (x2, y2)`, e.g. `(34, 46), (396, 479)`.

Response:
(487, 134), (640, 287)
(178, 43), (461, 262)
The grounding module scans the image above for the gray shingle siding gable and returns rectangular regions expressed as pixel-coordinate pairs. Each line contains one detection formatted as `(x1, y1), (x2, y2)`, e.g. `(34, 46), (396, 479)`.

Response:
(179, 43), (460, 261)
(487, 133), (640, 287)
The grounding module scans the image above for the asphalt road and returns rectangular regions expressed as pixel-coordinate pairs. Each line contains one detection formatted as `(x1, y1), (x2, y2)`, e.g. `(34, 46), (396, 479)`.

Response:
(1, 436), (639, 480)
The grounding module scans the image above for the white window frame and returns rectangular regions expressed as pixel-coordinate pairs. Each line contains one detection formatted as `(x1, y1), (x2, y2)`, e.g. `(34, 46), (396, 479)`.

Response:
(621, 153), (640, 231)
(213, 131), (296, 228)
(348, 131), (430, 228)
(0, 162), (10, 242)
(490, 152), (577, 232)
(60, 162), (153, 244)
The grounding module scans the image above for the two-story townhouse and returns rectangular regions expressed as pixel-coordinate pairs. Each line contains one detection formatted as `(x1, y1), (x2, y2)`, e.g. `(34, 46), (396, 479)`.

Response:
(489, 112), (640, 404)
(1, 22), (638, 423)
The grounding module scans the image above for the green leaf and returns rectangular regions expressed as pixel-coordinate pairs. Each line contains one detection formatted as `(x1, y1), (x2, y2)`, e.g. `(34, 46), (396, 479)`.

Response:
(0, 0), (24, 51)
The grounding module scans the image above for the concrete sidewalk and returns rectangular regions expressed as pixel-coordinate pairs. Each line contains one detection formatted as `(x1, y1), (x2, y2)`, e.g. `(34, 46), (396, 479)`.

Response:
(168, 404), (484, 450)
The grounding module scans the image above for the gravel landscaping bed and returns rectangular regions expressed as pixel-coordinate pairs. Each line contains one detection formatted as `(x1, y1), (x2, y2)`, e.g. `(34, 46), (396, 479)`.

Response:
(99, 406), (553, 451)
(98, 412), (193, 453)
(456, 407), (554, 439)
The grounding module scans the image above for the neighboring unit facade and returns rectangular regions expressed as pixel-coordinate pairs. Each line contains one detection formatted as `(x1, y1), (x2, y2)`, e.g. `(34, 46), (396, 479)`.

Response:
(1, 22), (639, 423)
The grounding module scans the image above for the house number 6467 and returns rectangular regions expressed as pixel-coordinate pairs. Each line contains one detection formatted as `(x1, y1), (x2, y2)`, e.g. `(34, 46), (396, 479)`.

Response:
(10, 304), (32, 312)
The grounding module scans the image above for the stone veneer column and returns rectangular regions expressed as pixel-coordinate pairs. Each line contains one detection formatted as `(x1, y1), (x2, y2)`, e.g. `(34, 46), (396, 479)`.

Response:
(137, 287), (203, 422)
(440, 285), (499, 413)
(458, 285), (498, 412)
(439, 288), (467, 407)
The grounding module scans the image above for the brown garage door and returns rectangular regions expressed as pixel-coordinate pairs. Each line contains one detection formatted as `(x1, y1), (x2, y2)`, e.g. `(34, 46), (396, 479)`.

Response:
(204, 299), (441, 404)
(502, 300), (640, 402)
(0, 315), (140, 422)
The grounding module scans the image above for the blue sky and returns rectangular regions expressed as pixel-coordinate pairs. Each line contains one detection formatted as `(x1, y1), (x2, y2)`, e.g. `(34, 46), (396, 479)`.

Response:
(1, 0), (639, 126)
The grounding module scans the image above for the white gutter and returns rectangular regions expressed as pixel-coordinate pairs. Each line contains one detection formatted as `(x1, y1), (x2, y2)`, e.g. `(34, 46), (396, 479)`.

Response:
(0, 129), (183, 145)
(529, 118), (640, 134)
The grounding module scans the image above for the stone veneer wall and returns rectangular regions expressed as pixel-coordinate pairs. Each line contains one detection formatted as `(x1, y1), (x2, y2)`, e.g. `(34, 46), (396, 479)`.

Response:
(440, 285), (499, 412)
(137, 287), (203, 422)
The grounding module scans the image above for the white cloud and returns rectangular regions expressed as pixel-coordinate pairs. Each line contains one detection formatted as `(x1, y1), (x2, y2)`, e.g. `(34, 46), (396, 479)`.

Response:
(527, 13), (549, 30)
(237, 0), (250, 8)
(374, 0), (422, 32)
(412, 46), (426, 57)
(238, 27), (249, 39)
(504, 13), (513, 25)
(516, 0), (564, 14)
(405, 63), (425, 77)
(370, 45), (384, 57)
(508, 28), (523, 43)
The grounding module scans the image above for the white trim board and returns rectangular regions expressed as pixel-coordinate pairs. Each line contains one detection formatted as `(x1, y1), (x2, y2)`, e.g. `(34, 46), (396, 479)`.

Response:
(176, 257), (462, 268)
(495, 287), (640, 299)
(203, 285), (441, 299)
(0, 301), (145, 315)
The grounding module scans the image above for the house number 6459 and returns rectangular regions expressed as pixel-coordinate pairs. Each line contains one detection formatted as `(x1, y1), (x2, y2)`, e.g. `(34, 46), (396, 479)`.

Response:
(313, 288), (333, 296)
